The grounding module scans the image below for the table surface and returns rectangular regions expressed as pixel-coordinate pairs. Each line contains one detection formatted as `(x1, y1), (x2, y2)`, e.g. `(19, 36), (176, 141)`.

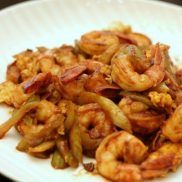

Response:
(0, 0), (181, 181)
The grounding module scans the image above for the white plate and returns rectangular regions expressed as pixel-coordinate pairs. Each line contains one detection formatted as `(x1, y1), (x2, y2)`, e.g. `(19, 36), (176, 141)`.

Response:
(0, 0), (182, 181)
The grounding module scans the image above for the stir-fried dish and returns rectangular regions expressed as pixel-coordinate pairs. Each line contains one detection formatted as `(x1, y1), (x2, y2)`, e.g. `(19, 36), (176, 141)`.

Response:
(0, 22), (182, 182)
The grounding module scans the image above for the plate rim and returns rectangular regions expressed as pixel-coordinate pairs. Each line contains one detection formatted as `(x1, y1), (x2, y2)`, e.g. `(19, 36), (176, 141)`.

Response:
(0, 0), (182, 16)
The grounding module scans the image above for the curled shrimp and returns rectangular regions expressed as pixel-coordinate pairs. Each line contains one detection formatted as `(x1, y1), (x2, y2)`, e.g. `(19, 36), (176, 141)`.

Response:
(38, 45), (78, 76)
(77, 103), (114, 150)
(96, 131), (148, 182)
(17, 100), (64, 147)
(76, 91), (132, 132)
(39, 45), (78, 72)
(54, 73), (87, 101)
(111, 44), (167, 91)
(127, 32), (152, 47)
(17, 100), (59, 135)
(93, 43), (120, 64)
(119, 97), (165, 135)
(111, 31), (152, 47)
(162, 104), (182, 142)
(77, 31), (120, 56)
(141, 142), (182, 179)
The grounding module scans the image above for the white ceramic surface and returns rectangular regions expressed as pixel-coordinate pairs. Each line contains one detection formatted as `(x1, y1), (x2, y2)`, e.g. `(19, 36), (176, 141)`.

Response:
(0, 0), (182, 181)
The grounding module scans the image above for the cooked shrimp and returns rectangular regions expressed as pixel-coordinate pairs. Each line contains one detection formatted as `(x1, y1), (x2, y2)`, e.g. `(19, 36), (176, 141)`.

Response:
(112, 31), (137, 45)
(162, 104), (182, 142)
(23, 100), (64, 146)
(93, 43), (120, 64)
(77, 31), (120, 56)
(16, 115), (35, 136)
(54, 73), (87, 101)
(76, 91), (132, 132)
(127, 32), (152, 47)
(110, 31), (151, 46)
(39, 45), (78, 75)
(77, 103), (114, 150)
(39, 45), (78, 69)
(35, 100), (59, 121)
(141, 142), (182, 179)
(96, 131), (148, 182)
(17, 100), (60, 136)
(119, 97), (165, 134)
(111, 44), (167, 91)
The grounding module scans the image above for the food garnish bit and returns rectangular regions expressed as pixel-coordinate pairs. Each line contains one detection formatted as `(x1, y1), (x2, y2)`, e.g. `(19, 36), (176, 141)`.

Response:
(0, 22), (182, 182)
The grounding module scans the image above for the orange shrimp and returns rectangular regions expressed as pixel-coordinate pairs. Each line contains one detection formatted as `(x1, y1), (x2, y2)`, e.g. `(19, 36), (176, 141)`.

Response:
(16, 100), (60, 136)
(21, 100), (64, 147)
(54, 72), (87, 101)
(119, 97), (165, 135)
(162, 104), (182, 142)
(127, 32), (152, 47)
(141, 142), (182, 179)
(96, 131), (148, 182)
(77, 103), (115, 150)
(111, 44), (167, 91)
(77, 31), (120, 56)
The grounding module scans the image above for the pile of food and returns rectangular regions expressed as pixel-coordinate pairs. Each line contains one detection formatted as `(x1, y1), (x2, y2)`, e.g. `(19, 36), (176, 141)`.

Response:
(0, 22), (182, 182)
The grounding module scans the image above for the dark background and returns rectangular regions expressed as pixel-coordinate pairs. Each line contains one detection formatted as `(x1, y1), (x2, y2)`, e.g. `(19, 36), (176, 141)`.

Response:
(0, 0), (182, 9)
(0, 0), (181, 181)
